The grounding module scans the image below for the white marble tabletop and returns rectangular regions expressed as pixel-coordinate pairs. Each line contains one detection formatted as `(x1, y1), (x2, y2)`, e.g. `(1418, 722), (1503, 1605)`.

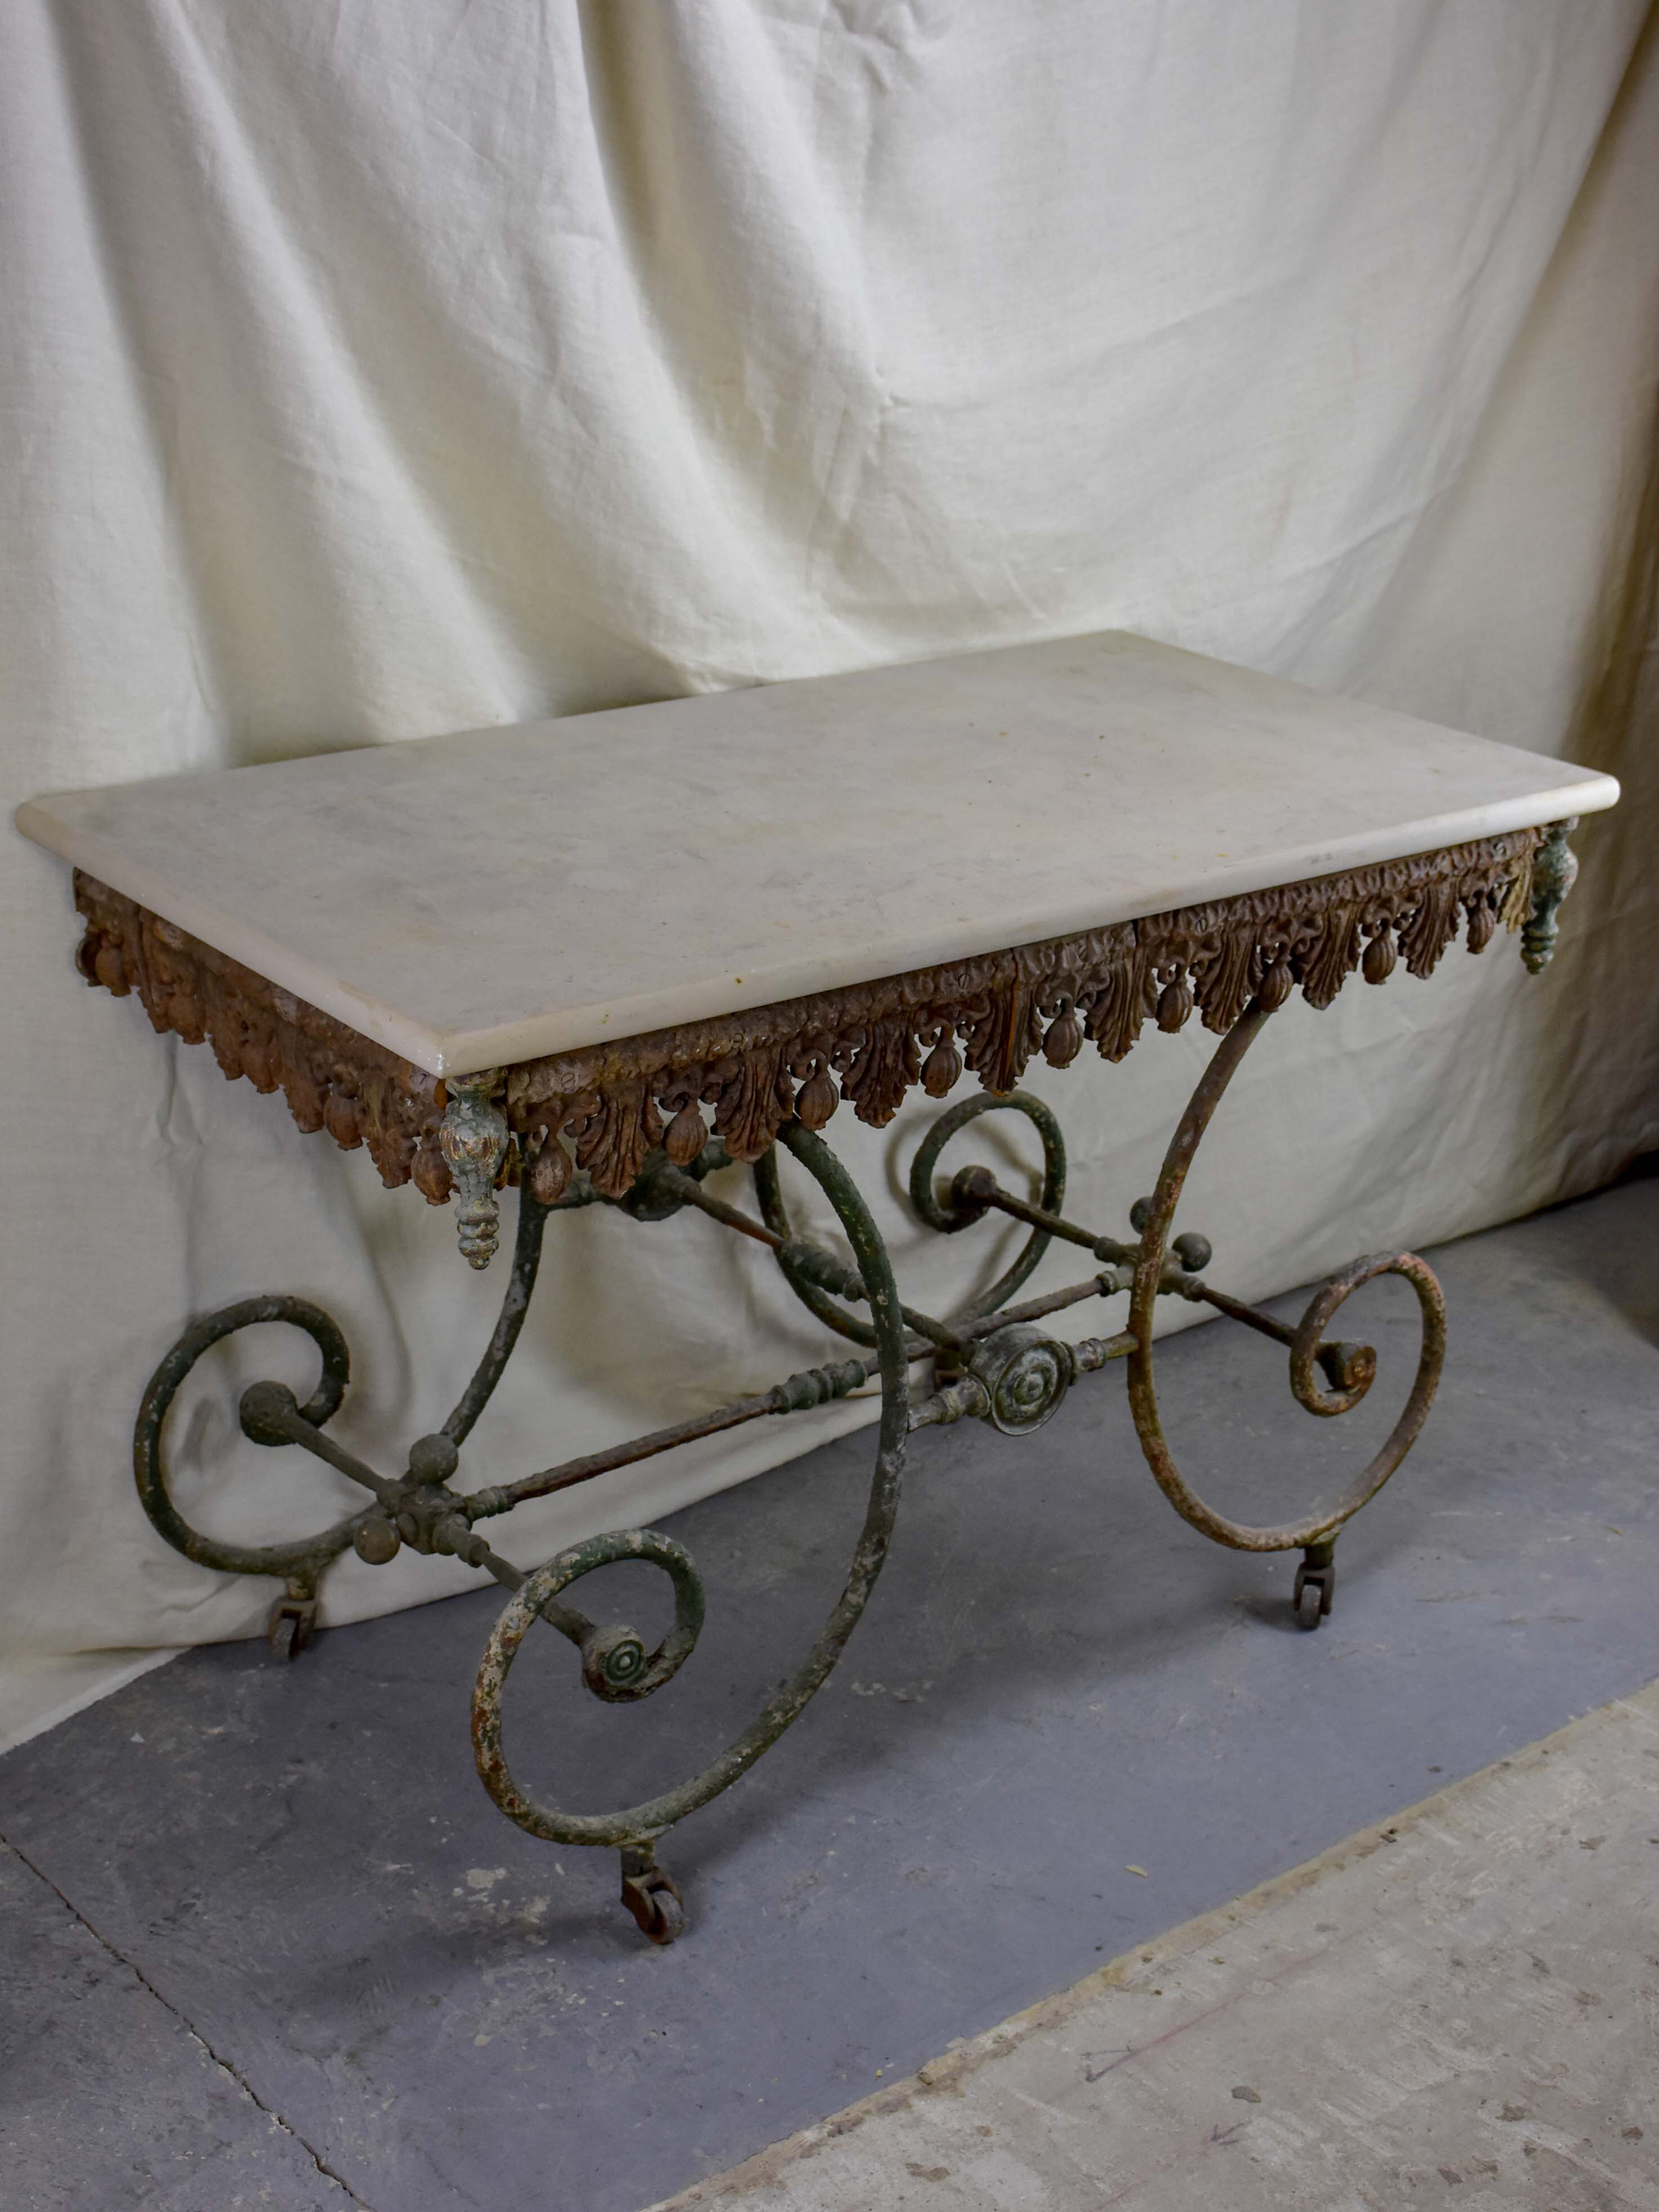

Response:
(16, 632), (1617, 1078)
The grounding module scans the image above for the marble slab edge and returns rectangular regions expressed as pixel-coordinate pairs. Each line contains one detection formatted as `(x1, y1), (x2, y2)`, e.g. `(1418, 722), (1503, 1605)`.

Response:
(14, 767), (1617, 1074)
(70, 827), (1549, 1205)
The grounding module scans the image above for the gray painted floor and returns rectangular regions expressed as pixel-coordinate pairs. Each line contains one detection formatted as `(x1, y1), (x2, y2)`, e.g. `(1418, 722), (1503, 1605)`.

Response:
(657, 1684), (1659, 2211)
(3, 1166), (1657, 2212)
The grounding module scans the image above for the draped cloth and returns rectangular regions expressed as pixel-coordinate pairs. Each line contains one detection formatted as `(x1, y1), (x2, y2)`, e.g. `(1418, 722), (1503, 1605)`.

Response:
(4, 1), (1657, 1747)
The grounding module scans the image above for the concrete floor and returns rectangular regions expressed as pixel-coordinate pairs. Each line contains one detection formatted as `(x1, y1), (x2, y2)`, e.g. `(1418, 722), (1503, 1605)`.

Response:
(656, 1683), (1659, 2211)
(2, 1166), (1657, 2212)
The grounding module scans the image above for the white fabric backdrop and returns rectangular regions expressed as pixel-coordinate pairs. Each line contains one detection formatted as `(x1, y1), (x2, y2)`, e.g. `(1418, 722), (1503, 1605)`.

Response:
(5, 1), (1657, 1749)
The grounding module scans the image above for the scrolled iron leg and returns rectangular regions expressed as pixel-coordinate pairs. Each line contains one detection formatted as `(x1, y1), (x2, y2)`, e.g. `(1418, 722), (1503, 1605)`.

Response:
(469, 1120), (911, 1942)
(1125, 998), (1447, 1597)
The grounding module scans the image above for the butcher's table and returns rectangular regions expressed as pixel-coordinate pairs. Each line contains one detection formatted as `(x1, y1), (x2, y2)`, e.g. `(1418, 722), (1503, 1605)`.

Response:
(16, 630), (1618, 1945)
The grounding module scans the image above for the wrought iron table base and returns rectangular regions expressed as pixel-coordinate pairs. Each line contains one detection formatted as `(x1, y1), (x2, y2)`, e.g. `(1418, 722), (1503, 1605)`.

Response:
(137, 993), (1447, 1946)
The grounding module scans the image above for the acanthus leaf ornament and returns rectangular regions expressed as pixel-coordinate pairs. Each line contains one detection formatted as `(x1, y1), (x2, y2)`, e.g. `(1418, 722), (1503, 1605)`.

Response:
(72, 823), (1557, 1226)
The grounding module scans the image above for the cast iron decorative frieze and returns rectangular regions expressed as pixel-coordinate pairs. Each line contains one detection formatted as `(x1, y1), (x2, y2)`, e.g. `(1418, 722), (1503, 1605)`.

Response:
(74, 822), (1557, 1246)
(97, 819), (1587, 1944)
(73, 874), (451, 1199)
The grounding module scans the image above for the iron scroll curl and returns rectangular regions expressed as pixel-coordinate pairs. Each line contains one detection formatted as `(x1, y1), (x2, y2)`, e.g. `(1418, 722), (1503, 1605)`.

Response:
(133, 1294), (365, 1581)
(1126, 1002), (1447, 1553)
(907, 1091), (1067, 1319)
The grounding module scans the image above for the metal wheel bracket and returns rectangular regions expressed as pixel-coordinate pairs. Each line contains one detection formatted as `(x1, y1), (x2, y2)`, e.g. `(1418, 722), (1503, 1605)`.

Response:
(619, 1847), (686, 1946)
(1292, 1541), (1337, 1630)
(267, 1591), (318, 1660)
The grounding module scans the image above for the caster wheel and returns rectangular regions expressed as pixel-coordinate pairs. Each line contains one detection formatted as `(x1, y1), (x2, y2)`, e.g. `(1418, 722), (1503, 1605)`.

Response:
(621, 1866), (686, 1945)
(645, 1887), (686, 1945)
(1292, 1545), (1335, 1631)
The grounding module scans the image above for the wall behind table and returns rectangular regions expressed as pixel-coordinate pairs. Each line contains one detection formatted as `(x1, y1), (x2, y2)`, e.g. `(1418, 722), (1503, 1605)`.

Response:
(5, 1), (1657, 1747)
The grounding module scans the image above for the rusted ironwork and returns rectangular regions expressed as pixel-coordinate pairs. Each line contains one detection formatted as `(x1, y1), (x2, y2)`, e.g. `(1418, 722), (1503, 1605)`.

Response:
(1125, 1006), (1447, 1554)
(74, 824), (1555, 1239)
(123, 830), (1585, 1941)
(619, 1843), (686, 1945)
